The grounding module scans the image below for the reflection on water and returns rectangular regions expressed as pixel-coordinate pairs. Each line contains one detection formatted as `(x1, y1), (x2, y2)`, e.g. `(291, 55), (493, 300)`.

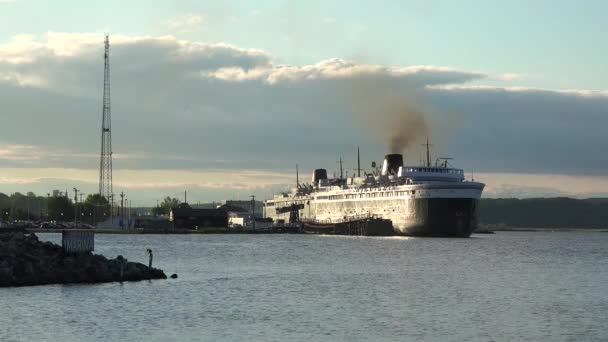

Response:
(1, 232), (608, 341)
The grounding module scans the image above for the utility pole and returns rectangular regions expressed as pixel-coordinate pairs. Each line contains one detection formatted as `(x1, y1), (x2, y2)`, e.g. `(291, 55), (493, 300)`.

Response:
(109, 193), (114, 224)
(120, 191), (125, 228)
(79, 193), (85, 223)
(296, 164), (299, 187)
(46, 193), (50, 220)
(184, 190), (187, 204)
(250, 195), (256, 229)
(128, 200), (131, 228)
(73, 188), (79, 222)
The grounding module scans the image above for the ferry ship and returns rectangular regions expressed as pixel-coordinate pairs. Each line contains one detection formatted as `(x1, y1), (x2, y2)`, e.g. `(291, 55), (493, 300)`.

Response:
(263, 148), (485, 237)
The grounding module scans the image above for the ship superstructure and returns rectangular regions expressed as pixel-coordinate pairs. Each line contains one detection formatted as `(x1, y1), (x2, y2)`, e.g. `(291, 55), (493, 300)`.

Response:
(263, 148), (485, 237)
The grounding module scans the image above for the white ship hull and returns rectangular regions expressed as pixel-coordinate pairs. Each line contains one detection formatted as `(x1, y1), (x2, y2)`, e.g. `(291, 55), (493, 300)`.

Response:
(264, 182), (484, 237)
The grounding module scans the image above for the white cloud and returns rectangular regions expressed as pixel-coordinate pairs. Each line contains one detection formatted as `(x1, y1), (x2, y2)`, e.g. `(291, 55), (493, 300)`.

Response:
(0, 167), (294, 190)
(478, 172), (608, 198)
(2, 167), (608, 200)
(0, 32), (607, 202)
(206, 58), (485, 85)
(427, 84), (608, 98)
(496, 73), (523, 81)
(0, 71), (46, 87)
(164, 14), (206, 33)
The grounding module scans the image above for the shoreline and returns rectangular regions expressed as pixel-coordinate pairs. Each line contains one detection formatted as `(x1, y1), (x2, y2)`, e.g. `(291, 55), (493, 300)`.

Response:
(26, 227), (608, 235)
(28, 228), (227, 234)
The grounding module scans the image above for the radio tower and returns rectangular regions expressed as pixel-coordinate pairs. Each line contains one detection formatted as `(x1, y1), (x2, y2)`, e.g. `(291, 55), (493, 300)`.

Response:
(99, 34), (113, 202)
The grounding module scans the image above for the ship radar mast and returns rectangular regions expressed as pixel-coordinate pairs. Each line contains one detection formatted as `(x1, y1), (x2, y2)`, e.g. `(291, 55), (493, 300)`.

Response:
(421, 138), (433, 167)
(357, 147), (361, 178)
(337, 157), (344, 180)
(436, 157), (453, 168)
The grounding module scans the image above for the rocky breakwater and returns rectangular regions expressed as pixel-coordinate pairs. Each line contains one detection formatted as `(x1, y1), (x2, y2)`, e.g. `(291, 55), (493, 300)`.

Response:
(0, 231), (166, 287)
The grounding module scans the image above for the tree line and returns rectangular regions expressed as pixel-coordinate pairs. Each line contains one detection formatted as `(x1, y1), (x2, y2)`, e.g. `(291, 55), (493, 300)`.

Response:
(0, 192), (111, 222)
(478, 197), (608, 229)
(151, 197), (181, 216)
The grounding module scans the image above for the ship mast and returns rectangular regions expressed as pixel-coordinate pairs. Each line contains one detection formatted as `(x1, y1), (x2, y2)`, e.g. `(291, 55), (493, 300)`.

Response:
(422, 138), (433, 167)
(357, 146), (361, 178)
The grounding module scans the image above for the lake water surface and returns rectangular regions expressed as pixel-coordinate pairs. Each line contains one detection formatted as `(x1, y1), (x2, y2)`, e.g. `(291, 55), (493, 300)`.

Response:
(1, 232), (607, 341)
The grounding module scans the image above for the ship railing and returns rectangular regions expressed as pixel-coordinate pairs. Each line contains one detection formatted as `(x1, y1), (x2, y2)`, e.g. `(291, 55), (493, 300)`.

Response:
(342, 213), (382, 222)
(302, 213), (381, 224)
(272, 222), (301, 228)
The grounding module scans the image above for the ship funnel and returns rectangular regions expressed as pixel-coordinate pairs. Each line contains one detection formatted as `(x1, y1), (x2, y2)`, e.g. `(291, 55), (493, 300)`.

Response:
(312, 169), (328, 185)
(381, 154), (403, 176)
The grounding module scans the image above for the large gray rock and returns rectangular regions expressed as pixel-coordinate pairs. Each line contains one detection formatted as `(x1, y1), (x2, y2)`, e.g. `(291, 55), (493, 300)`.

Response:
(0, 231), (166, 287)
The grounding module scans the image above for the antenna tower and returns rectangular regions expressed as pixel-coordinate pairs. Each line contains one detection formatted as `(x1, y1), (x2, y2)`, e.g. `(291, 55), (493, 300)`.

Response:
(99, 34), (113, 202)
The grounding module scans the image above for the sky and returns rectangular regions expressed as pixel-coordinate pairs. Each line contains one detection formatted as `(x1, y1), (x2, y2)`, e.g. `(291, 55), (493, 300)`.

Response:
(0, 0), (607, 205)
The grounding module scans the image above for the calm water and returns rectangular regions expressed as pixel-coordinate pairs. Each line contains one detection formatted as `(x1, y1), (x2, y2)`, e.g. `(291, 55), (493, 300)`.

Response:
(1, 232), (607, 341)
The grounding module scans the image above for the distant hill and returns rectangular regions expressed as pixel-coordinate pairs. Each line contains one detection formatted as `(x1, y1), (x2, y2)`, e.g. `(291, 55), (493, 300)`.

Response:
(479, 198), (608, 229)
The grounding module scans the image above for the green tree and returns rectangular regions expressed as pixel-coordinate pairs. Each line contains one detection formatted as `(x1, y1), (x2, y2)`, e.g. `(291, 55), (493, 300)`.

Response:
(0, 193), (10, 221)
(83, 194), (111, 222)
(152, 196), (180, 216)
(48, 196), (74, 221)
(9, 192), (36, 221)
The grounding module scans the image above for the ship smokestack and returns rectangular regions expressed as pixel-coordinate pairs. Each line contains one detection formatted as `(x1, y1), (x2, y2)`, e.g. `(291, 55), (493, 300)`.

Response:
(312, 169), (328, 185)
(381, 154), (403, 176)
